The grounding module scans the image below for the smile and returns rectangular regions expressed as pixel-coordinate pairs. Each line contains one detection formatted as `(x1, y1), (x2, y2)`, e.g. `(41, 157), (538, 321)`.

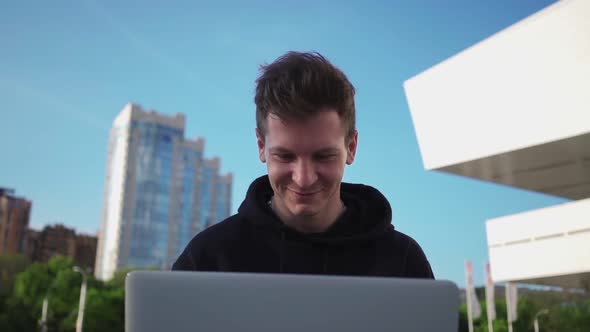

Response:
(289, 189), (320, 197)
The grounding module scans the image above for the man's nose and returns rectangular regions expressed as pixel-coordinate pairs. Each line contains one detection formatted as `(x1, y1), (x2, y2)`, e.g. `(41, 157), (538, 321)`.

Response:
(292, 159), (318, 189)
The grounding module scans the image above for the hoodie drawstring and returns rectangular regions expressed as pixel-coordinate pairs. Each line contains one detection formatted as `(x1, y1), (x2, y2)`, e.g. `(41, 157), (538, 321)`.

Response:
(279, 230), (285, 273)
(280, 231), (331, 274)
(322, 249), (328, 274)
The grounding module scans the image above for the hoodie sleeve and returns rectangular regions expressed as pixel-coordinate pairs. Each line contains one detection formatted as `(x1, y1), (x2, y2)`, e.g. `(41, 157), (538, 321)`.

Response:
(403, 238), (435, 279)
(171, 245), (195, 270)
(171, 235), (217, 271)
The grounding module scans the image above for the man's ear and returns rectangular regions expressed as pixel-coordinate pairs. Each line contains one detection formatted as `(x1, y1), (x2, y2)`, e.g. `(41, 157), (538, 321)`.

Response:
(346, 130), (358, 165)
(255, 128), (266, 163)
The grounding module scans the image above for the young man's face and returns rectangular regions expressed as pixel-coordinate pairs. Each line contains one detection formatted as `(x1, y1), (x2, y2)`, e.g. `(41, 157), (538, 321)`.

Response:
(256, 109), (357, 226)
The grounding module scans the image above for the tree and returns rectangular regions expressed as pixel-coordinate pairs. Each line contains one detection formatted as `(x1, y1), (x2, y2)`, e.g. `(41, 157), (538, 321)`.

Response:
(543, 299), (590, 332)
(0, 254), (31, 297)
(459, 291), (590, 332)
(0, 257), (160, 332)
(83, 286), (124, 332)
(8, 256), (81, 332)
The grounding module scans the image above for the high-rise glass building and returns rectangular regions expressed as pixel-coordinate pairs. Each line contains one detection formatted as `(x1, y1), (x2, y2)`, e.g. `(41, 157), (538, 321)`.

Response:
(95, 103), (232, 280)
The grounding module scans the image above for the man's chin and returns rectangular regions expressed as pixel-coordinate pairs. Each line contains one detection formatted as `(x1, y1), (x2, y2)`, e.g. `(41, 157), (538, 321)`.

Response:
(289, 205), (319, 218)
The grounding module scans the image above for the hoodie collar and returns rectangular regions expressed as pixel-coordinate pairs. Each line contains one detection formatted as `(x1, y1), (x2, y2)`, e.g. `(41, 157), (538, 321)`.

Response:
(238, 175), (394, 244)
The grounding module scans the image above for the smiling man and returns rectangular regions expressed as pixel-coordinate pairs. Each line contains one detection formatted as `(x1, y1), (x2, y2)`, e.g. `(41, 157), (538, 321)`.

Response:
(173, 51), (434, 278)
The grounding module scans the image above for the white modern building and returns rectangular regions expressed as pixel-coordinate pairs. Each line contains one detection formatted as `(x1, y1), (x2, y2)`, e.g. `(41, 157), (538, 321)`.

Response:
(95, 103), (232, 280)
(404, 0), (590, 290)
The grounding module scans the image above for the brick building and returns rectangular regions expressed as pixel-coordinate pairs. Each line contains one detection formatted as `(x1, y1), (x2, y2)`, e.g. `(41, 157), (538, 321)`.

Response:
(27, 224), (97, 270)
(0, 188), (32, 255)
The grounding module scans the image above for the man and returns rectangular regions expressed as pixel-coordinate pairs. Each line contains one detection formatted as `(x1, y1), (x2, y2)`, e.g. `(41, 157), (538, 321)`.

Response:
(173, 51), (433, 278)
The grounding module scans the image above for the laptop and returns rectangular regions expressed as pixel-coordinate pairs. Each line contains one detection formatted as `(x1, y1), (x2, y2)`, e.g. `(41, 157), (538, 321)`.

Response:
(126, 271), (459, 332)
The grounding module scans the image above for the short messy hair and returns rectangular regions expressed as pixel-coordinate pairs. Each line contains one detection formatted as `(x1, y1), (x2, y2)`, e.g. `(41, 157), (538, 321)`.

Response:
(254, 51), (356, 142)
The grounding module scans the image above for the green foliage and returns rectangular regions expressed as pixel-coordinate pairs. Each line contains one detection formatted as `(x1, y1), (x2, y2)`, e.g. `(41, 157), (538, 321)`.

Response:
(460, 292), (590, 332)
(0, 254), (30, 297)
(0, 257), (159, 332)
(83, 286), (125, 332)
(2, 259), (589, 332)
(543, 300), (590, 332)
(108, 266), (158, 289)
(0, 295), (38, 332)
(13, 263), (51, 310)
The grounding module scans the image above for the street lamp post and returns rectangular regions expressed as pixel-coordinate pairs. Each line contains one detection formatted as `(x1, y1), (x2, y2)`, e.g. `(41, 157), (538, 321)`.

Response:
(39, 294), (48, 332)
(533, 308), (549, 332)
(73, 267), (88, 332)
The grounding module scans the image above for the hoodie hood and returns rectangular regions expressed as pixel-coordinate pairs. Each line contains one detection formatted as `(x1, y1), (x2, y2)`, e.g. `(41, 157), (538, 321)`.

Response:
(173, 175), (434, 278)
(238, 175), (393, 245)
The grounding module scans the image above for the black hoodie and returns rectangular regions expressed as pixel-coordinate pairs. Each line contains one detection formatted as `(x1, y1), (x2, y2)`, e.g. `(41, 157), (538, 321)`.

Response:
(172, 175), (434, 278)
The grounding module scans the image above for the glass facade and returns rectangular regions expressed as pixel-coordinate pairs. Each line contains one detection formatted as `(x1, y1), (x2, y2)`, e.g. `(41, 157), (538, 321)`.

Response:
(95, 104), (232, 280)
(174, 146), (202, 260)
(215, 179), (230, 226)
(200, 165), (214, 230)
(126, 122), (182, 269)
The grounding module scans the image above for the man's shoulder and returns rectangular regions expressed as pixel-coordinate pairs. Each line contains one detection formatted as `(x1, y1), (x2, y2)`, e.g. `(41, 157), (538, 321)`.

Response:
(377, 227), (434, 279)
(383, 228), (427, 258)
(377, 225), (415, 247)
(193, 214), (247, 246)
(172, 214), (248, 270)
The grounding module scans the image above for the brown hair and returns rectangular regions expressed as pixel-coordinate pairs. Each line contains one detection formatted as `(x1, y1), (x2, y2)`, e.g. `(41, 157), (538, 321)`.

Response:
(255, 51), (356, 142)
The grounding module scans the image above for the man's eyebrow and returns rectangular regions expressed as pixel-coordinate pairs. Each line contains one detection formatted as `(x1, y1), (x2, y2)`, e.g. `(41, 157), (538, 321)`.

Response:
(268, 147), (341, 154)
(315, 147), (340, 154)
(268, 147), (293, 153)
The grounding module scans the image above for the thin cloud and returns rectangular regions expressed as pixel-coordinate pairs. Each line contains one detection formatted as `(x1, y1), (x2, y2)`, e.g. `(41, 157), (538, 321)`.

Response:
(0, 78), (110, 132)
(80, 0), (202, 87)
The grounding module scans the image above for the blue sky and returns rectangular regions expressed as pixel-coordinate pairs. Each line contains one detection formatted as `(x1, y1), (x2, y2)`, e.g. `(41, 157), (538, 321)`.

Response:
(0, 0), (565, 286)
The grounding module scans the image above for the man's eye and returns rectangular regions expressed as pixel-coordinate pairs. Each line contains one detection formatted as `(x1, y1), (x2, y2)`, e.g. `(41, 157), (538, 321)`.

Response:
(316, 154), (337, 161)
(274, 154), (294, 161)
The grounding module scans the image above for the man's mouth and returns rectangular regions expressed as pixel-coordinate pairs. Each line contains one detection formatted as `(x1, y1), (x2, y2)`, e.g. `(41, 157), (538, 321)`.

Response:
(289, 189), (319, 197)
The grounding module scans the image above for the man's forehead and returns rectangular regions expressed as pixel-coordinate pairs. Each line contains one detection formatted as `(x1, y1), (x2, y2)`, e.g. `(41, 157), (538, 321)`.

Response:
(265, 113), (304, 126)
(265, 110), (343, 129)
(268, 146), (342, 153)
(262, 110), (348, 151)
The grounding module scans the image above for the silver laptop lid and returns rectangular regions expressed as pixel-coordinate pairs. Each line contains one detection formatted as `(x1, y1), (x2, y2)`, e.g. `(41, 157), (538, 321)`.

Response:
(126, 271), (458, 332)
